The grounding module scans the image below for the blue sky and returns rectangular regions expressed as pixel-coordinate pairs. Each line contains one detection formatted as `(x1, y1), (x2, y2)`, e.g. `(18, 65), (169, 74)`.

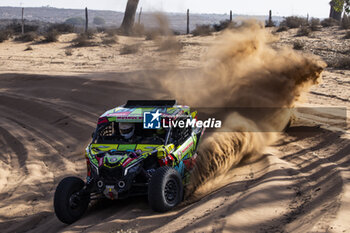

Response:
(0, 0), (332, 18)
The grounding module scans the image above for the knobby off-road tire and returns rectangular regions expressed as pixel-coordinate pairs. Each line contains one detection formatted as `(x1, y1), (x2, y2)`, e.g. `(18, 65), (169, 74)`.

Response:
(148, 166), (183, 212)
(54, 176), (90, 224)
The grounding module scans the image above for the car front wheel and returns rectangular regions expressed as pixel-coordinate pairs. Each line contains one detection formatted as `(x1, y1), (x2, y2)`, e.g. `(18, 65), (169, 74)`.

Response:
(54, 176), (90, 224)
(148, 166), (183, 212)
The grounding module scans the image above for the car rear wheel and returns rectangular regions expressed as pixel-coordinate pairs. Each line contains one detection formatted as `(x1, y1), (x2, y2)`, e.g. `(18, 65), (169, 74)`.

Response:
(148, 166), (183, 212)
(54, 176), (90, 224)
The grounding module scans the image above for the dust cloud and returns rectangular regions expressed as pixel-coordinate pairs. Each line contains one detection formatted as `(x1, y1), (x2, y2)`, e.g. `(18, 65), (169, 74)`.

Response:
(159, 22), (326, 198)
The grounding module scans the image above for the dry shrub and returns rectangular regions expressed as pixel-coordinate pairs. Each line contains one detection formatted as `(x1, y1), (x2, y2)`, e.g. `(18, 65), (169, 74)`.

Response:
(47, 23), (74, 34)
(72, 33), (90, 47)
(6, 22), (38, 34)
(281, 16), (307, 28)
(192, 24), (212, 36)
(344, 31), (350, 39)
(43, 29), (59, 42)
(145, 28), (172, 41)
(310, 18), (321, 31)
(72, 32), (96, 47)
(15, 32), (38, 42)
(293, 40), (305, 50)
(158, 38), (183, 52)
(213, 20), (237, 31)
(329, 56), (350, 69)
(105, 28), (119, 37)
(276, 25), (289, 32)
(120, 44), (140, 55)
(297, 26), (311, 37)
(85, 30), (96, 39)
(341, 15), (350, 29)
(321, 18), (339, 27)
(65, 48), (73, 56)
(102, 37), (118, 45)
(0, 29), (12, 42)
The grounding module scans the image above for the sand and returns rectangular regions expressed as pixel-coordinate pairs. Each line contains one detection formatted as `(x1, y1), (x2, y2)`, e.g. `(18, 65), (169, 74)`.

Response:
(0, 26), (349, 233)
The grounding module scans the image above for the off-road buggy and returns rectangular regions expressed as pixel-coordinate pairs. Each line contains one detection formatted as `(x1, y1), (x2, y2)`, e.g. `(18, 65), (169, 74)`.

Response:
(54, 100), (204, 224)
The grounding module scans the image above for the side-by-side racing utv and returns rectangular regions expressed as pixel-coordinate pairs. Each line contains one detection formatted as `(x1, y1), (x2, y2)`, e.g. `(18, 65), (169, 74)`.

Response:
(54, 100), (204, 224)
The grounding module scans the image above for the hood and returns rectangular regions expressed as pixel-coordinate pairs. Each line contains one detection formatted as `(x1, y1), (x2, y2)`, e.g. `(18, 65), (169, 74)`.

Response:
(86, 143), (161, 169)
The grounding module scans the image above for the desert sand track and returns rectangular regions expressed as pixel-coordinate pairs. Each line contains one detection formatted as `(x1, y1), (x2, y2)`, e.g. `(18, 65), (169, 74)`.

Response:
(0, 26), (350, 232)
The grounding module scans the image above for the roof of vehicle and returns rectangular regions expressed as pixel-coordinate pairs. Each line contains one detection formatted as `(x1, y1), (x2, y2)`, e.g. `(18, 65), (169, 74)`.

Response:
(98, 100), (191, 124)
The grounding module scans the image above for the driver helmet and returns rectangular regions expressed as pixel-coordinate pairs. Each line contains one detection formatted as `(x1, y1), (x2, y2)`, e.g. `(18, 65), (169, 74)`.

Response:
(119, 122), (135, 139)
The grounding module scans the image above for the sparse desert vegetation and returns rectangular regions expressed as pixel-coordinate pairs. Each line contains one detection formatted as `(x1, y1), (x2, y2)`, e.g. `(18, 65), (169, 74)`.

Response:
(297, 26), (311, 37)
(310, 18), (321, 31)
(0, 28), (11, 42)
(321, 17), (339, 27)
(15, 31), (38, 42)
(293, 40), (305, 50)
(1, 4), (350, 232)
(276, 25), (289, 32)
(280, 16), (307, 28)
(43, 30), (59, 42)
(120, 43), (140, 55)
(345, 30), (350, 39)
(192, 24), (212, 36)
(213, 20), (237, 31)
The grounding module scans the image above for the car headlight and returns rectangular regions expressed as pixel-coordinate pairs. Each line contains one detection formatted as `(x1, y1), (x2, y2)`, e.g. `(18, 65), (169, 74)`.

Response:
(124, 163), (140, 176)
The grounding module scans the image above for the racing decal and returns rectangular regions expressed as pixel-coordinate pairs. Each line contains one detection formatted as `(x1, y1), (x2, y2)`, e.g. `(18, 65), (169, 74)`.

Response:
(156, 144), (175, 159)
(173, 136), (195, 162)
(122, 157), (134, 167)
(117, 144), (137, 151)
(136, 145), (159, 151)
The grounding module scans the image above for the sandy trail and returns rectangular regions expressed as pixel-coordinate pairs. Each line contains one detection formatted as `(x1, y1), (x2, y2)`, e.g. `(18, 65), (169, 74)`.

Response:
(0, 25), (349, 233)
(0, 70), (349, 232)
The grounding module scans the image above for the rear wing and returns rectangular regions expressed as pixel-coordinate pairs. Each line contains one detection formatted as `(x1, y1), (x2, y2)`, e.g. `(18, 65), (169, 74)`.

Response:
(124, 100), (177, 108)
